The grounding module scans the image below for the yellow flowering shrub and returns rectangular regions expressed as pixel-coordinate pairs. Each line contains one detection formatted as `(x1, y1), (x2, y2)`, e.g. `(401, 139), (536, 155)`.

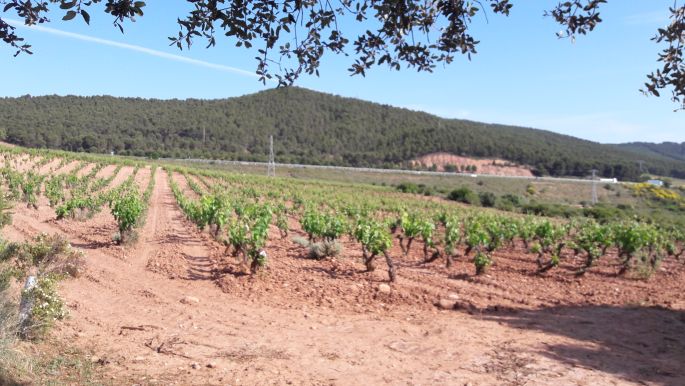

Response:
(630, 183), (684, 205)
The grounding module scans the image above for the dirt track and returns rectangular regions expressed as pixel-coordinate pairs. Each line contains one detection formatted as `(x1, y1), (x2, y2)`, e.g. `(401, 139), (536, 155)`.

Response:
(4, 170), (685, 385)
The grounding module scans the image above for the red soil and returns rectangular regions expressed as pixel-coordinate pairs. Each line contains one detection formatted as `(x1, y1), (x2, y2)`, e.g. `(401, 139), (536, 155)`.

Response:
(37, 157), (62, 175)
(53, 160), (81, 175)
(13, 154), (37, 173)
(171, 171), (202, 199)
(413, 152), (534, 176)
(2, 163), (684, 385)
(93, 164), (119, 180)
(189, 174), (214, 194)
(133, 165), (152, 189)
(77, 163), (94, 177)
(108, 166), (135, 189)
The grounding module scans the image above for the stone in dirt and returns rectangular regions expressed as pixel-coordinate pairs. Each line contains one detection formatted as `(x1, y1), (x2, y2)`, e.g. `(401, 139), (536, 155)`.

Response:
(378, 283), (391, 294)
(181, 296), (200, 305)
(435, 298), (457, 310)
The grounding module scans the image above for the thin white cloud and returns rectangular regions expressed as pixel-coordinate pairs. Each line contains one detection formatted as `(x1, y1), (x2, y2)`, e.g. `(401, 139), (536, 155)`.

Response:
(624, 11), (669, 26)
(5, 19), (267, 81)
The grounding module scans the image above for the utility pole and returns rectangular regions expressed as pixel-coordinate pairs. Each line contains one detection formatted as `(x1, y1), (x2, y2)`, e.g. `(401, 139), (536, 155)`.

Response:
(591, 169), (598, 205)
(267, 135), (276, 177)
(202, 126), (206, 145)
(637, 160), (646, 174)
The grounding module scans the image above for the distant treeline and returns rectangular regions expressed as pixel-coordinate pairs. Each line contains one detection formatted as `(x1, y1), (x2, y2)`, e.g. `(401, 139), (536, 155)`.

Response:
(0, 87), (683, 181)
(616, 142), (685, 163)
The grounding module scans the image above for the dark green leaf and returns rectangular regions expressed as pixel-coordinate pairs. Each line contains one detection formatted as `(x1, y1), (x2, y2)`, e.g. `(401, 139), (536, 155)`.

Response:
(81, 10), (90, 25)
(62, 11), (77, 21)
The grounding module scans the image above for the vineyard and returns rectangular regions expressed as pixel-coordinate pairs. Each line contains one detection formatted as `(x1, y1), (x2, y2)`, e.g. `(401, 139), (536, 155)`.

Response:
(1, 145), (684, 385)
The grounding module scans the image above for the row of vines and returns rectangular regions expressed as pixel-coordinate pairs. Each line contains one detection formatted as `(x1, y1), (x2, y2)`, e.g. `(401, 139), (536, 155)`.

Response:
(166, 166), (685, 282)
(0, 146), (682, 284)
(0, 149), (156, 245)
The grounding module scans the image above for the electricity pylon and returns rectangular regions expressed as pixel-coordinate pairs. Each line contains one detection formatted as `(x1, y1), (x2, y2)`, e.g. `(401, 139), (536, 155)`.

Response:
(591, 169), (598, 205)
(267, 135), (276, 177)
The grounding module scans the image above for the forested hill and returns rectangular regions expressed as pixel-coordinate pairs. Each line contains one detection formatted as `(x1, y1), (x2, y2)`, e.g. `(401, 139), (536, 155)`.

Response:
(0, 87), (683, 180)
(616, 142), (685, 163)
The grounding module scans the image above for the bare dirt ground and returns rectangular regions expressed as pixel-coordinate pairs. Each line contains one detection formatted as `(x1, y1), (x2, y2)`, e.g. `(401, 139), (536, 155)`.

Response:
(190, 174), (213, 191)
(412, 152), (534, 177)
(134, 165), (152, 189)
(55, 160), (82, 175)
(172, 171), (202, 200)
(94, 164), (120, 180)
(3, 169), (684, 385)
(37, 157), (62, 175)
(75, 163), (96, 178)
(13, 155), (37, 173)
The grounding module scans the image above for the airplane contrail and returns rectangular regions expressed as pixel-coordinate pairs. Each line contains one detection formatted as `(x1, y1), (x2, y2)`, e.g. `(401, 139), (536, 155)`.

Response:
(6, 19), (266, 80)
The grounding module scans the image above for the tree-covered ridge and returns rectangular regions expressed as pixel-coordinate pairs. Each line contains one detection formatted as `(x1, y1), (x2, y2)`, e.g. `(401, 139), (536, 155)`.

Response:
(616, 142), (685, 163)
(0, 87), (683, 181)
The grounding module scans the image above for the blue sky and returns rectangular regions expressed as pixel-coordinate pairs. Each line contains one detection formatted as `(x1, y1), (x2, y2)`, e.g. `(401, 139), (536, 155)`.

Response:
(0, 1), (682, 144)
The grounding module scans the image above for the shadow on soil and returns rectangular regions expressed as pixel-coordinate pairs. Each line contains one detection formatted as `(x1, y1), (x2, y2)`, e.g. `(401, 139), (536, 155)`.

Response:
(0, 373), (25, 386)
(481, 305), (685, 386)
(71, 240), (113, 250)
(185, 252), (215, 280)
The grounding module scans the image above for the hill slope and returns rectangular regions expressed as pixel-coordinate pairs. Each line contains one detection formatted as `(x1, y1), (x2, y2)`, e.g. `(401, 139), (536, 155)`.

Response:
(616, 142), (685, 163)
(0, 87), (683, 180)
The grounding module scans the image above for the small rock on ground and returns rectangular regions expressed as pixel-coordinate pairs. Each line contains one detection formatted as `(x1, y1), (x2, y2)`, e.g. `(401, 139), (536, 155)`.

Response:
(435, 298), (457, 310)
(181, 296), (200, 305)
